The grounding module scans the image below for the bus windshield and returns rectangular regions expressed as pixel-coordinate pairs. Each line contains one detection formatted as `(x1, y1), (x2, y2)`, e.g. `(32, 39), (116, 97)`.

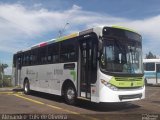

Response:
(101, 28), (142, 74)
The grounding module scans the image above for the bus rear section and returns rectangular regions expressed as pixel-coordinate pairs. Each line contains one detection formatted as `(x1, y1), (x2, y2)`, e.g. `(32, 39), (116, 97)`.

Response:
(143, 59), (160, 85)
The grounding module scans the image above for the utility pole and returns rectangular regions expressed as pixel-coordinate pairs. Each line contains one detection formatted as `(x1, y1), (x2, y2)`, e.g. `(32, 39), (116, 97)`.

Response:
(58, 23), (69, 37)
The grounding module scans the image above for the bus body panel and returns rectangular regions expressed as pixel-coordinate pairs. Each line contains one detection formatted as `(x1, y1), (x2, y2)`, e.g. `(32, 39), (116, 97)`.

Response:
(12, 26), (145, 104)
(90, 67), (100, 103)
(20, 62), (77, 96)
(155, 63), (160, 84)
(144, 71), (157, 84)
(98, 69), (145, 102)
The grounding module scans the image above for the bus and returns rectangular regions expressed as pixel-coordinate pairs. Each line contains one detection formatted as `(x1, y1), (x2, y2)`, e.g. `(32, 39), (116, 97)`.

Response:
(143, 59), (160, 85)
(12, 26), (145, 104)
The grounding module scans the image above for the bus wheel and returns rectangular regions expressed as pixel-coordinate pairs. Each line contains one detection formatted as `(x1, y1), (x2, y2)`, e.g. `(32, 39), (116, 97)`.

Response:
(64, 85), (77, 105)
(24, 80), (30, 95)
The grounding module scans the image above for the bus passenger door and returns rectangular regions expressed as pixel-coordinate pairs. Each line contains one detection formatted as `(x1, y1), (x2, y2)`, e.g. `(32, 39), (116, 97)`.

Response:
(79, 37), (97, 99)
(156, 64), (160, 84)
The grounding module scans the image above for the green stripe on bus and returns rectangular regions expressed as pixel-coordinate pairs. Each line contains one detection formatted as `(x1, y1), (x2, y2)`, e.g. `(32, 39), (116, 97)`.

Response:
(70, 70), (76, 81)
(56, 33), (78, 42)
(111, 25), (138, 34)
(109, 77), (144, 88)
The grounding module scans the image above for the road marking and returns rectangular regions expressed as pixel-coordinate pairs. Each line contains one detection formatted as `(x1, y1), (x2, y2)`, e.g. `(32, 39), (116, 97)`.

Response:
(0, 91), (23, 94)
(14, 94), (44, 105)
(46, 104), (62, 110)
(61, 109), (80, 115)
(13, 94), (99, 120)
(14, 94), (79, 114)
(0, 92), (15, 94)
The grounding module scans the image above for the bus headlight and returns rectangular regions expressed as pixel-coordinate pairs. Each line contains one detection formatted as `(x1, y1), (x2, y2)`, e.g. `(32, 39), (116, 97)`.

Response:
(101, 79), (118, 91)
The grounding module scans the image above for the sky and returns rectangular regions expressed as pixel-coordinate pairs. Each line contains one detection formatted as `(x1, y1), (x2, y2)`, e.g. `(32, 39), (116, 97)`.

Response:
(0, 0), (160, 75)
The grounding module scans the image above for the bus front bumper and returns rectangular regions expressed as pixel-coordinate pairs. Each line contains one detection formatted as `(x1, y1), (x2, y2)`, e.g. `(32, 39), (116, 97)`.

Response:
(99, 86), (145, 102)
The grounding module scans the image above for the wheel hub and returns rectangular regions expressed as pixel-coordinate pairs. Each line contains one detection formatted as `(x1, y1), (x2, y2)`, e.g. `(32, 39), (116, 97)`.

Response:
(24, 83), (28, 92)
(67, 88), (75, 100)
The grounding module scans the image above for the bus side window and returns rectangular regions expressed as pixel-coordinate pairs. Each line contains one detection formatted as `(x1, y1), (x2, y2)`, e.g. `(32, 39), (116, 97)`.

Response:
(22, 54), (25, 66)
(30, 49), (37, 65)
(23, 52), (30, 66)
(156, 64), (160, 72)
(18, 56), (22, 69)
(60, 39), (77, 63)
(47, 45), (53, 63)
(47, 43), (60, 63)
(38, 46), (47, 65)
(52, 43), (59, 63)
(23, 52), (27, 66)
(144, 63), (155, 71)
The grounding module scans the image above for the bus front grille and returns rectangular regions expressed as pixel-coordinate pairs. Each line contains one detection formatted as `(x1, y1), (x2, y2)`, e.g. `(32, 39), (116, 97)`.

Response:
(115, 77), (143, 81)
(119, 93), (142, 101)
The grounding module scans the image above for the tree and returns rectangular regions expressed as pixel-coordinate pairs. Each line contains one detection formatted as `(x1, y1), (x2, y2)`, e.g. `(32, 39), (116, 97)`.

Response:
(0, 63), (8, 87)
(145, 51), (157, 59)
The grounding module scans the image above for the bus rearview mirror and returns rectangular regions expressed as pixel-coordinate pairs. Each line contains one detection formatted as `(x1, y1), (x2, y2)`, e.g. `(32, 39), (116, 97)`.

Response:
(98, 39), (103, 52)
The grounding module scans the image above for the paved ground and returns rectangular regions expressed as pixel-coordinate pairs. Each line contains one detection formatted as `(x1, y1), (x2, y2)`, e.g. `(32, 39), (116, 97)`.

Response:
(0, 86), (160, 120)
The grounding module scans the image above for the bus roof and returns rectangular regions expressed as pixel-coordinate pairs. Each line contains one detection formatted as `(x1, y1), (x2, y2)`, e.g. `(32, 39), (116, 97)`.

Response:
(143, 59), (160, 63)
(15, 25), (140, 54)
(31, 32), (79, 49)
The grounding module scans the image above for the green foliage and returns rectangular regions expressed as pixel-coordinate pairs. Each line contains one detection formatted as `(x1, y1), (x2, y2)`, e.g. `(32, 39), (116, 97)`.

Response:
(0, 63), (8, 71)
(3, 78), (12, 87)
(0, 62), (11, 87)
(0, 63), (8, 79)
(145, 51), (157, 59)
(0, 76), (12, 87)
(0, 79), (2, 87)
(2, 64), (8, 69)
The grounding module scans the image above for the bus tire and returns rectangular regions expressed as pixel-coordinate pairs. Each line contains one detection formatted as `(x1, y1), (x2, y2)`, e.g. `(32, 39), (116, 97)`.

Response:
(24, 80), (30, 95)
(64, 85), (77, 105)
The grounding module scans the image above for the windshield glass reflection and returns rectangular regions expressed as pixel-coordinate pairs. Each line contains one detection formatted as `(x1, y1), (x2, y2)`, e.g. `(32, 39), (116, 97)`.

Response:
(101, 38), (142, 74)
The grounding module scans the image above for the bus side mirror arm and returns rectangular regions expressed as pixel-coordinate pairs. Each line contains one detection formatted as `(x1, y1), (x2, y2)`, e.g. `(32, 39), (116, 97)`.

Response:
(98, 36), (103, 52)
(98, 36), (103, 60)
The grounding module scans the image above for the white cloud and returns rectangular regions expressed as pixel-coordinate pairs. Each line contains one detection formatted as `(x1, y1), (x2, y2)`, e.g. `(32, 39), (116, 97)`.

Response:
(122, 16), (160, 55)
(1, 3), (160, 74)
(0, 3), (160, 59)
(4, 66), (12, 75)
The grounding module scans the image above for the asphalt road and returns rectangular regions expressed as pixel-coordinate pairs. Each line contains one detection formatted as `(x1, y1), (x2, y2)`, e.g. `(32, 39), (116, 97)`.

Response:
(0, 86), (160, 120)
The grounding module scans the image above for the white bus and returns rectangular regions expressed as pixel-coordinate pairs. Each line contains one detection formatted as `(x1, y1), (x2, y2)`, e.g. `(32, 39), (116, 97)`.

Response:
(12, 26), (145, 104)
(143, 59), (160, 85)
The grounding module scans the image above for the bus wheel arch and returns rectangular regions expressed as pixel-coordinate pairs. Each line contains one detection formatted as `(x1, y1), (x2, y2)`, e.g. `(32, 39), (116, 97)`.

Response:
(61, 79), (77, 105)
(23, 78), (30, 94)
